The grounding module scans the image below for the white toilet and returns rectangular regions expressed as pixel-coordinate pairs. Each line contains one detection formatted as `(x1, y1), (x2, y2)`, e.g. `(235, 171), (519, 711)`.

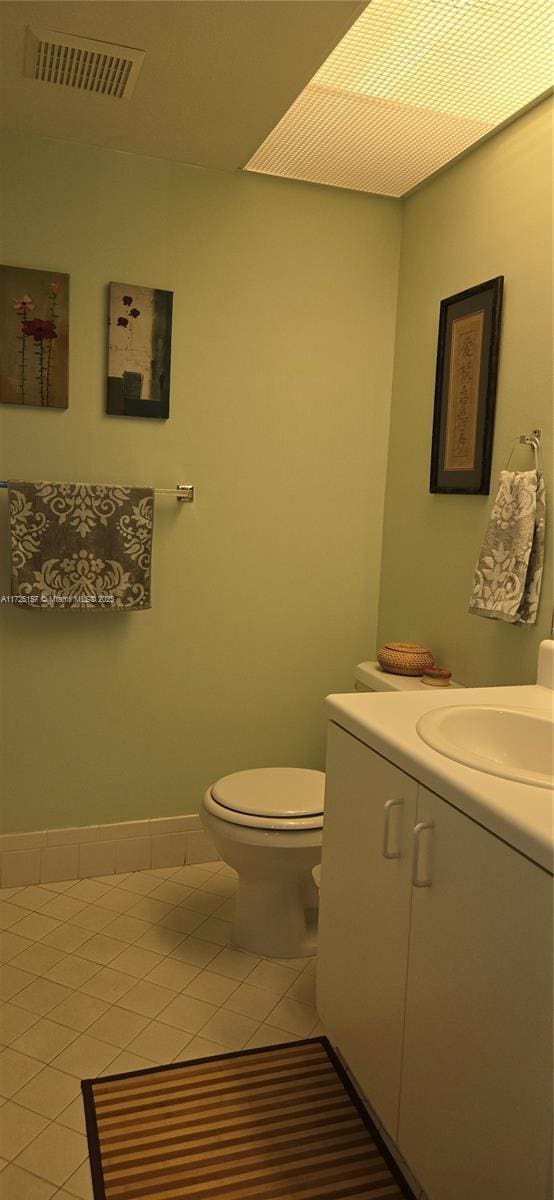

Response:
(201, 660), (462, 959)
(201, 767), (324, 958)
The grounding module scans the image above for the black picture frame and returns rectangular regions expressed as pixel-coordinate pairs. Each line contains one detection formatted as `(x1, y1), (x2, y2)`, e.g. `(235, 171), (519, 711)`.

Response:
(429, 276), (503, 494)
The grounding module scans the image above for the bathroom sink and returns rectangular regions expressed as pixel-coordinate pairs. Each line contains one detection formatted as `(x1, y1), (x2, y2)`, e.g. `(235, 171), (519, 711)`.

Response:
(416, 705), (554, 789)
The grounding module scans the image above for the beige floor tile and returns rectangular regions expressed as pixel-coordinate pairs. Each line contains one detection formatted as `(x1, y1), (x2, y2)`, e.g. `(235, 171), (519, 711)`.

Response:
(126, 898), (172, 924)
(107, 945), (163, 980)
(13, 1066), (81, 1120)
(198, 875), (236, 898)
(10, 945), (66, 978)
(133, 927), (186, 955)
(0, 1162), (56, 1198)
(245, 960), (298, 995)
(48, 993), (109, 1034)
(85, 1007), (149, 1049)
(143, 958), (200, 992)
(87, 889), (136, 914)
(12, 1020), (78, 1065)
(15, 1121), (88, 1187)
(286, 971), (317, 1006)
(117, 875), (159, 896)
(0, 904), (28, 932)
(8, 915), (61, 943)
(38, 898), (86, 924)
(40, 882), (75, 894)
(158, 906), (206, 935)
(98, 1050), (156, 1075)
(223, 982), (279, 1022)
(117, 980), (176, 1019)
(0, 1101), (49, 1159)
(50, 1035), (118, 1080)
(79, 968), (134, 1005)
(273, 956), (311, 973)
(0, 932), (33, 964)
(126, 1020), (190, 1064)
(40, 927), (92, 955)
(67, 907), (114, 934)
(92, 874), (130, 887)
(44, 958), (99, 991)
(15, 979), (72, 1017)
(245, 1024), (301, 1049)
(218, 866), (238, 879)
(199, 1008), (259, 1050)
(264, 996), (318, 1038)
(214, 898), (236, 921)
(0, 966), (36, 1003)
(62, 1158), (93, 1200)
(56, 1096), (85, 1136)
(147, 881), (194, 906)
(208, 947), (259, 981)
(303, 956), (318, 976)
(176, 1036), (224, 1061)
(73, 935), (125, 967)
(171, 866), (213, 888)
(65, 882), (111, 905)
(0, 1005), (39, 1046)
(183, 971), (238, 1007)
(181, 889), (224, 916)
(97, 915), (150, 945)
(6, 889), (52, 913)
(157, 994), (217, 1035)
(0, 886), (24, 900)
(169, 937), (220, 969)
(0, 1048), (43, 1098)
(193, 917), (231, 946)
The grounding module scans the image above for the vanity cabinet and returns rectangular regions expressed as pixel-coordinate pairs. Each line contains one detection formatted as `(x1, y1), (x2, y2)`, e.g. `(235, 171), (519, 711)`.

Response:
(317, 721), (552, 1200)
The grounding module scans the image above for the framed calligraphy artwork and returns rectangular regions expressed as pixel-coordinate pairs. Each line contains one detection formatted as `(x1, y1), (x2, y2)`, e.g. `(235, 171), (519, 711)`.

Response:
(429, 276), (503, 494)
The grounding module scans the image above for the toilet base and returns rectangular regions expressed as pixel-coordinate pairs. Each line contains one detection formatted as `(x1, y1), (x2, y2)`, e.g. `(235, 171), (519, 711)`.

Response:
(232, 873), (318, 958)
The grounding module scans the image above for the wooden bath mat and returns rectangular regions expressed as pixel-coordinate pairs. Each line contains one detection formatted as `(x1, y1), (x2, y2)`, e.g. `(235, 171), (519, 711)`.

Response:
(82, 1036), (414, 1200)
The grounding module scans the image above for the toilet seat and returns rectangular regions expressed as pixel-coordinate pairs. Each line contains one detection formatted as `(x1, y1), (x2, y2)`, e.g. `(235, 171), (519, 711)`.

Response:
(206, 768), (325, 831)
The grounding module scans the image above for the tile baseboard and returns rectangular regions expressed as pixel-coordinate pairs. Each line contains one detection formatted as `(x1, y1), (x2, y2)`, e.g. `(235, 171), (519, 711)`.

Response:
(0, 816), (218, 888)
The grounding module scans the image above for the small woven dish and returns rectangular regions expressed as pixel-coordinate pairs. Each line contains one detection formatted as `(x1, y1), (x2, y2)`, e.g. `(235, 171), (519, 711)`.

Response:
(377, 642), (434, 676)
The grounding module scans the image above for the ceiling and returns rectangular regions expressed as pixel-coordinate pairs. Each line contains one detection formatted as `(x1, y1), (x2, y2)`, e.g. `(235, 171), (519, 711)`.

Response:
(0, 0), (365, 172)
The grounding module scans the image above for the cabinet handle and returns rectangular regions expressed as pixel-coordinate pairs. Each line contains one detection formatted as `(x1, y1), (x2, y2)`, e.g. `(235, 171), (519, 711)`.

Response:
(411, 821), (434, 887)
(382, 798), (403, 859)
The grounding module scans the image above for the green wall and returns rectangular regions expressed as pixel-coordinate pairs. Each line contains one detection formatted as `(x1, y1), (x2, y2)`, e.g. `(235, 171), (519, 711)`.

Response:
(0, 131), (402, 832)
(377, 99), (553, 687)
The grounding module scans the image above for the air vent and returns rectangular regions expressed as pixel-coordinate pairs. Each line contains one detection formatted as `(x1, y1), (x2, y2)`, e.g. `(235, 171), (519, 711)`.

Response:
(24, 26), (145, 100)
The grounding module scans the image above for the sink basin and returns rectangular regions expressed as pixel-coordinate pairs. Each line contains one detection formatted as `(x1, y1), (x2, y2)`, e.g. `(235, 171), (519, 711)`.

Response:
(416, 705), (554, 789)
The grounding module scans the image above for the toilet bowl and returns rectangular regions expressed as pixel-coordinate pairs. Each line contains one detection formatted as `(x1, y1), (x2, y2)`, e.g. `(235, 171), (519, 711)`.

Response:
(200, 768), (324, 958)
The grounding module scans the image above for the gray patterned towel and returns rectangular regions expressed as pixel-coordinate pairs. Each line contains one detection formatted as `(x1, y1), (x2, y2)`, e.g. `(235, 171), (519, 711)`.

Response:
(8, 481), (154, 610)
(469, 469), (545, 624)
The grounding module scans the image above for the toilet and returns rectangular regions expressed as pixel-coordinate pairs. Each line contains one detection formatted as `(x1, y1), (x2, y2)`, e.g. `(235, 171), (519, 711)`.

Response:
(201, 660), (462, 959)
(201, 768), (324, 958)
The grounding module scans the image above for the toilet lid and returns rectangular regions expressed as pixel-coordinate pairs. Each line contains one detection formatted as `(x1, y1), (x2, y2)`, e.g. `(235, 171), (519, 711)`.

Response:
(212, 768), (325, 820)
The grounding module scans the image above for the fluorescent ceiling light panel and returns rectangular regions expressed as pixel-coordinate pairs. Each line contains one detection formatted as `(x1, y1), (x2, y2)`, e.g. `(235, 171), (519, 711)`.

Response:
(245, 0), (553, 197)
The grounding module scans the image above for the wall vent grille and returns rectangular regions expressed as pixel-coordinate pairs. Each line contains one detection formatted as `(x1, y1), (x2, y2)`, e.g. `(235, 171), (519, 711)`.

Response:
(24, 27), (145, 100)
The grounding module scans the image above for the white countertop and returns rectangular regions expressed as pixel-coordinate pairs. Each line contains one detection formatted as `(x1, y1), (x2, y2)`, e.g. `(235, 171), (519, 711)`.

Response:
(325, 683), (554, 873)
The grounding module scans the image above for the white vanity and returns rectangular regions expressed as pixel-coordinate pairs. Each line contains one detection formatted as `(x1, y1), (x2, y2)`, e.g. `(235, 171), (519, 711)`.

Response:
(317, 642), (553, 1200)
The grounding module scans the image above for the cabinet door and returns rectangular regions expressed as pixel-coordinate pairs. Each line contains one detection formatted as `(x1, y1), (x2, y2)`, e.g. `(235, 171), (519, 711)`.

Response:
(399, 786), (553, 1200)
(317, 721), (417, 1136)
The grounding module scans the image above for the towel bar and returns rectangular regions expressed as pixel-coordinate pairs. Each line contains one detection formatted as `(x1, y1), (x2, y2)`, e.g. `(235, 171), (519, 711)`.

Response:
(0, 481), (194, 502)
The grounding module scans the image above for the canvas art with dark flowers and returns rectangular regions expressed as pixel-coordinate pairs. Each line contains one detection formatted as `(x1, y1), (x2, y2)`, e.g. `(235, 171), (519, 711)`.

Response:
(0, 264), (70, 408)
(106, 281), (173, 419)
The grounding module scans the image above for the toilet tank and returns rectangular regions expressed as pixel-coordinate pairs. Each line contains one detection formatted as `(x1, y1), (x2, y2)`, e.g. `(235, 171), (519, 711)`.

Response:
(354, 660), (462, 692)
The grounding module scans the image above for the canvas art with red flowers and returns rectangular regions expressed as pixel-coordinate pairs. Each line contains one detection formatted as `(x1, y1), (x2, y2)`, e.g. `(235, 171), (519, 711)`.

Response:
(0, 265), (69, 408)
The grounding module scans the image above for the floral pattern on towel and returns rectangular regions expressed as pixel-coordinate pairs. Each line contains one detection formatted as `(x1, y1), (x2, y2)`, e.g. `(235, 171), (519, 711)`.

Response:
(8, 481), (154, 610)
(469, 469), (545, 625)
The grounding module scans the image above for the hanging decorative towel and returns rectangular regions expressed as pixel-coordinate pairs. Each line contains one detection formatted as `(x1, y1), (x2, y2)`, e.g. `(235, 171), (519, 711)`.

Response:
(469, 469), (545, 624)
(8, 481), (154, 610)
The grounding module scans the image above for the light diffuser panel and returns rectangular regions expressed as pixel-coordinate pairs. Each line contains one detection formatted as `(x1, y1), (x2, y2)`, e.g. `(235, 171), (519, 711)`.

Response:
(245, 0), (553, 197)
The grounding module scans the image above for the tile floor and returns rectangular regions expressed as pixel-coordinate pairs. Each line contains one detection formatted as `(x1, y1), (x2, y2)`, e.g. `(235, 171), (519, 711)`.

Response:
(0, 859), (323, 1199)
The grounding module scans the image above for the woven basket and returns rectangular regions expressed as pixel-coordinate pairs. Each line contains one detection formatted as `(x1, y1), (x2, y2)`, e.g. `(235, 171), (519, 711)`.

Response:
(377, 642), (434, 676)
